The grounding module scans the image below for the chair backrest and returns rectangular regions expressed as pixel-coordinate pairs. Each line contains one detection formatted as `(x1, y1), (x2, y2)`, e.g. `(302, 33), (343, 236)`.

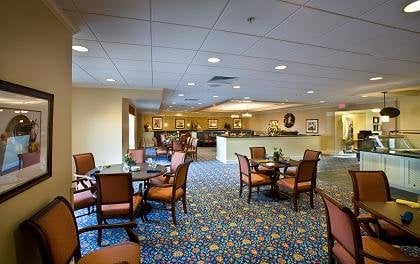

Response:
(127, 149), (145, 164)
(235, 153), (250, 176)
(73, 153), (96, 175)
(191, 138), (198, 148)
(348, 170), (391, 216)
(95, 173), (134, 217)
(160, 133), (167, 143)
(249, 147), (266, 159)
(317, 189), (364, 263)
(303, 149), (322, 160)
(173, 161), (192, 190)
(172, 140), (183, 152)
(295, 159), (319, 185)
(20, 196), (81, 264)
(170, 151), (186, 172)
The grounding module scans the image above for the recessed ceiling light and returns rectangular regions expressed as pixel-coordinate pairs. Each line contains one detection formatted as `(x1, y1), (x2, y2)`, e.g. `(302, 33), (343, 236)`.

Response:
(172, 102), (177, 104)
(106, 78), (115, 82)
(187, 82), (195, 86)
(362, 95), (368, 98)
(319, 100), (325, 103)
(244, 96), (250, 99)
(369, 77), (383, 81)
(208, 57), (220, 63)
(213, 95), (219, 98)
(72, 45), (88, 52)
(274, 65), (287, 70)
(198, 102), (202, 105)
(233, 85), (240, 89)
(178, 93), (184, 97)
(190, 106), (195, 108)
(306, 90), (314, 94)
(169, 105), (173, 108)
(404, 0), (420, 12)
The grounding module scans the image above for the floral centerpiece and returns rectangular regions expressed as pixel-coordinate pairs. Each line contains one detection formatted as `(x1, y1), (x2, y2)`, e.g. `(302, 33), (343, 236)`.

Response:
(123, 153), (136, 166)
(273, 147), (284, 162)
(267, 121), (280, 136)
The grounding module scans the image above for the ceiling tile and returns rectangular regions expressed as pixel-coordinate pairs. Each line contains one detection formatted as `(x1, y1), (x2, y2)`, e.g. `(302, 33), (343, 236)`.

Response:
(154, 72), (183, 81)
(313, 19), (389, 50)
(72, 63), (99, 85)
(361, 1), (420, 32)
(84, 68), (126, 86)
(268, 7), (351, 43)
(233, 56), (278, 72)
(72, 39), (107, 58)
(55, 0), (77, 10)
(244, 38), (303, 59)
(124, 77), (153, 88)
(191, 51), (238, 67)
(152, 0), (228, 28)
(120, 70), (152, 79)
(152, 47), (196, 64)
(73, 57), (115, 70)
(63, 10), (96, 40)
(152, 22), (209, 50)
(306, 0), (387, 17)
(281, 45), (338, 63)
(84, 14), (150, 44)
(153, 79), (178, 89)
(153, 62), (189, 73)
(215, 0), (298, 36)
(102, 42), (151, 60)
(113, 59), (151, 72)
(201, 30), (259, 55)
(74, 0), (150, 20)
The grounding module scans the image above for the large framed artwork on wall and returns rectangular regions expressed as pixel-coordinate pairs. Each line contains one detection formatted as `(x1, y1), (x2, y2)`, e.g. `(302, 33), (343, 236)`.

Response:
(208, 119), (218, 129)
(152, 117), (163, 130)
(0, 79), (54, 203)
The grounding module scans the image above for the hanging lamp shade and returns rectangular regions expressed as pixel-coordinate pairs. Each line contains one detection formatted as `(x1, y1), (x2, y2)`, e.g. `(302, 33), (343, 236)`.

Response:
(380, 92), (400, 118)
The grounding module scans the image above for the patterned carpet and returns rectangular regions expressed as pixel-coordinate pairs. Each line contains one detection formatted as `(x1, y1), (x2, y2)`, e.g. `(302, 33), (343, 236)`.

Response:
(76, 148), (419, 263)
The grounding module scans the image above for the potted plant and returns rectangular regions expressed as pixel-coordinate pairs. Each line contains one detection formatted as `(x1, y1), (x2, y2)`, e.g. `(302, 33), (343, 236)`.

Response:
(273, 147), (284, 162)
(123, 153), (136, 166)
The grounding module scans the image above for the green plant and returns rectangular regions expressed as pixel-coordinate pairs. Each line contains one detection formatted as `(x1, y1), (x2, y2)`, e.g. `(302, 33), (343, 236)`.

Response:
(123, 153), (136, 166)
(273, 147), (284, 160)
(267, 121), (280, 136)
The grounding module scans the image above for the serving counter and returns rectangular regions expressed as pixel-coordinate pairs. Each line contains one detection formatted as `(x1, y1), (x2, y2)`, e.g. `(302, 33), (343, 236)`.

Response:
(216, 135), (321, 164)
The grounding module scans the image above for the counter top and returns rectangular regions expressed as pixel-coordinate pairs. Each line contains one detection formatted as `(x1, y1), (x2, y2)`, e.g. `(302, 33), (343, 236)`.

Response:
(217, 134), (320, 138)
(359, 149), (420, 159)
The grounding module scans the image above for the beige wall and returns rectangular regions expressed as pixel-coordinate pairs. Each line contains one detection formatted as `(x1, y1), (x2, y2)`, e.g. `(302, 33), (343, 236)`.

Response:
(394, 93), (420, 148)
(0, 1), (72, 263)
(72, 88), (162, 165)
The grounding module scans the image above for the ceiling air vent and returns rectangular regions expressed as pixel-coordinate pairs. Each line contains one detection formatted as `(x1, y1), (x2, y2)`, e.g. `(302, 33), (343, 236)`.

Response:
(184, 98), (199, 101)
(207, 76), (237, 84)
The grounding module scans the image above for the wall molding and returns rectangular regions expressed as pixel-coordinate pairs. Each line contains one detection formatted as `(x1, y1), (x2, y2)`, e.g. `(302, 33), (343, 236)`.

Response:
(41, 0), (78, 34)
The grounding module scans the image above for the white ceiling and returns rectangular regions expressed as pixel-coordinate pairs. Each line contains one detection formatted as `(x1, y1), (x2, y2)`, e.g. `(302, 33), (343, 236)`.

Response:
(57, 0), (420, 112)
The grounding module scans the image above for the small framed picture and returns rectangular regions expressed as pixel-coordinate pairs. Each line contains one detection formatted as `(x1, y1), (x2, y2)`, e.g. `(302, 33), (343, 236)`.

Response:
(175, 119), (185, 129)
(373, 117), (379, 124)
(152, 117), (163, 130)
(208, 119), (218, 129)
(306, 119), (319, 134)
(233, 118), (242, 129)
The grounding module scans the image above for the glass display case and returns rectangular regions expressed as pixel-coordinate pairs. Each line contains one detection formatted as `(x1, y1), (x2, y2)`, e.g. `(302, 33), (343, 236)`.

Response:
(369, 130), (420, 153)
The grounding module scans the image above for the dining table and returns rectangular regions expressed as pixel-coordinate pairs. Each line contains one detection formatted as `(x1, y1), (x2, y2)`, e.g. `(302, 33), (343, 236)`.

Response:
(94, 163), (166, 182)
(354, 200), (420, 240)
(250, 158), (299, 199)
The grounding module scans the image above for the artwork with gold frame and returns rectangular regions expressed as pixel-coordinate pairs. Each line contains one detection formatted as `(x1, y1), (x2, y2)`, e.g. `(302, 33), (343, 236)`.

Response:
(152, 117), (163, 130)
(175, 119), (185, 129)
(208, 119), (218, 129)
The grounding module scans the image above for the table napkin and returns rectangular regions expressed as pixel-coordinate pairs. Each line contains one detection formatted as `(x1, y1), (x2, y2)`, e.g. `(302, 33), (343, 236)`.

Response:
(395, 199), (420, 209)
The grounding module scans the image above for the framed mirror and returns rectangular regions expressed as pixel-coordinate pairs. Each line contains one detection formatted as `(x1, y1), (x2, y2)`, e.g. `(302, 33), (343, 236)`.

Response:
(0, 80), (53, 203)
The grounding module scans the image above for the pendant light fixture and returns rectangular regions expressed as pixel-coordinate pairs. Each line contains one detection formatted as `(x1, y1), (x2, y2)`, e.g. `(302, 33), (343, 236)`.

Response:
(380, 91), (400, 122)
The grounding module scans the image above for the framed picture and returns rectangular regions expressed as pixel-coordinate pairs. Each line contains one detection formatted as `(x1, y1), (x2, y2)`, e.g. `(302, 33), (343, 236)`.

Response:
(152, 117), (163, 130)
(175, 119), (185, 129)
(0, 80), (54, 203)
(233, 118), (242, 129)
(208, 119), (218, 129)
(306, 119), (319, 134)
(373, 117), (379, 124)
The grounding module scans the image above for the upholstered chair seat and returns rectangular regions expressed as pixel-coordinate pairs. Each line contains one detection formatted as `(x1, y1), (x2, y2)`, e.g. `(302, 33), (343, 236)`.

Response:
(73, 189), (96, 211)
(147, 186), (184, 202)
(241, 173), (271, 185)
(277, 177), (312, 192)
(100, 195), (142, 217)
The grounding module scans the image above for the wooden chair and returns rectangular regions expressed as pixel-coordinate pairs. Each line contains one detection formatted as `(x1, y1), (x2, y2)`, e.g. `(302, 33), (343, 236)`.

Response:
(349, 170), (420, 246)
(127, 148), (145, 164)
(72, 153), (97, 216)
(235, 153), (272, 204)
(282, 149), (321, 177)
(144, 161), (192, 225)
(249, 147), (273, 176)
(186, 138), (198, 161)
(317, 188), (420, 264)
(153, 137), (168, 159)
(20, 196), (140, 264)
(150, 151), (186, 185)
(276, 159), (319, 211)
(94, 172), (143, 245)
